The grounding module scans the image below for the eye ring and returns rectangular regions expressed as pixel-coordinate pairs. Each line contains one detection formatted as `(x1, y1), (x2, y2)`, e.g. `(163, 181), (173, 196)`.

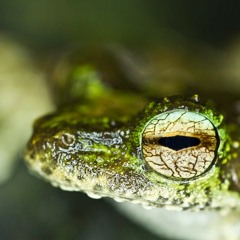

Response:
(141, 110), (219, 180)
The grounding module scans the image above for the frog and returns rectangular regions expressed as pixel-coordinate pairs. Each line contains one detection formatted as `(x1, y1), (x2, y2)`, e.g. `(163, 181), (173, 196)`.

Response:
(24, 48), (240, 240)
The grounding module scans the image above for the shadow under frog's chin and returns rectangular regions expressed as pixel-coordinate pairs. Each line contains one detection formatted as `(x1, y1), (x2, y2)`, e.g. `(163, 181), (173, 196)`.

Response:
(110, 200), (240, 240)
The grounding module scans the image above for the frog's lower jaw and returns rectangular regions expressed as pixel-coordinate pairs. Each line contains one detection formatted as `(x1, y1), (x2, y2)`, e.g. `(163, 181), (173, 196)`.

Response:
(25, 144), (240, 212)
(112, 201), (240, 240)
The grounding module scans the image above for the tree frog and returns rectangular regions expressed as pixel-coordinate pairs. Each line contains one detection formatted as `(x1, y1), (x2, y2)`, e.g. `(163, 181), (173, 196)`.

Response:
(24, 49), (240, 240)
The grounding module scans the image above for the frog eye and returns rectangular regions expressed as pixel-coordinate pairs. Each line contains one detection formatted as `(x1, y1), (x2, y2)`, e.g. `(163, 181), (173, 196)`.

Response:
(142, 110), (219, 180)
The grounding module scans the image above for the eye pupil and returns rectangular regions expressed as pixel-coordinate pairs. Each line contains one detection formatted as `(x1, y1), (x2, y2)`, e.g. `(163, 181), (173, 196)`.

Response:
(158, 135), (201, 151)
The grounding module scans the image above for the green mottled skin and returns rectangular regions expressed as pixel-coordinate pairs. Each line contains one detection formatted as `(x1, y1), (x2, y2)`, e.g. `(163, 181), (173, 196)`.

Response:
(25, 59), (240, 211)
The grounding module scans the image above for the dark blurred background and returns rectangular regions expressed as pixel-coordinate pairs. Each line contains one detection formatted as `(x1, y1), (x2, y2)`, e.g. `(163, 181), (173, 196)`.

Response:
(1, 1), (240, 240)
(1, 0), (240, 50)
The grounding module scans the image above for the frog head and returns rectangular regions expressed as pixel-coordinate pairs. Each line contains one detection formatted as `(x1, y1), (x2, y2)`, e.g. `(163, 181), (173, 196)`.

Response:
(25, 95), (240, 210)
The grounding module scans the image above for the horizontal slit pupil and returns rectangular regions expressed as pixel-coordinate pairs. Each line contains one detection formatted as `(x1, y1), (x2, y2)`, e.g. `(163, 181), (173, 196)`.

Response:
(158, 135), (200, 151)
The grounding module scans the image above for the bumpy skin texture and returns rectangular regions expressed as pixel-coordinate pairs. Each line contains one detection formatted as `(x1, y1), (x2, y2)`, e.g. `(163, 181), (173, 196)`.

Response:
(25, 64), (240, 211)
